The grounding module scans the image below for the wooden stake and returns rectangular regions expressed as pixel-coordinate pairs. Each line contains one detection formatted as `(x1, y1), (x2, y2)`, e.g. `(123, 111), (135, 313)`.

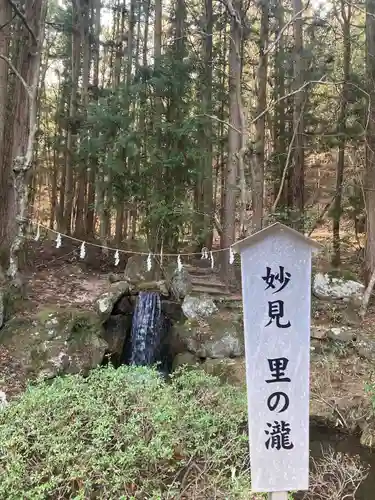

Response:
(268, 492), (288, 500)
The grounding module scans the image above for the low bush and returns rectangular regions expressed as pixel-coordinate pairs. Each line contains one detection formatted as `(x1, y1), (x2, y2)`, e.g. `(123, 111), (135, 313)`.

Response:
(0, 366), (251, 499)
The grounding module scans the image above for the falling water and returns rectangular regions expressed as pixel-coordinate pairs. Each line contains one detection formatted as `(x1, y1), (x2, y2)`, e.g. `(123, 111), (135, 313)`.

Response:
(129, 291), (170, 373)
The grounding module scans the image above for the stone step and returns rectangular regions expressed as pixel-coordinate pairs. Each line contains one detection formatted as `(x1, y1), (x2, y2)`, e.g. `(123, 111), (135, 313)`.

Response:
(190, 277), (228, 289)
(184, 265), (214, 276)
(220, 294), (242, 302)
(191, 284), (231, 296)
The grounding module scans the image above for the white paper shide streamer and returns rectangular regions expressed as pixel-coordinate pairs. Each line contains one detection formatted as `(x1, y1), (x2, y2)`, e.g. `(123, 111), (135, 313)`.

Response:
(177, 254), (183, 271)
(147, 253), (152, 271)
(114, 250), (120, 266)
(229, 246), (235, 265)
(201, 247), (209, 259)
(80, 242), (86, 260)
(56, 233), (62, 249)
(35, 225), (40, 242)
(210, 251), (214, 269)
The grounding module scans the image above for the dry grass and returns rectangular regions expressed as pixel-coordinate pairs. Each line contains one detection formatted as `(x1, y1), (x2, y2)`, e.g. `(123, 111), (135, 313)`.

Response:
(310, 350), (374, 431)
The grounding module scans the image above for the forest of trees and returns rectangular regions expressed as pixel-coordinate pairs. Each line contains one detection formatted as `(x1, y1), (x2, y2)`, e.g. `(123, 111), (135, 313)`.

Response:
(0, 0), (375, 283)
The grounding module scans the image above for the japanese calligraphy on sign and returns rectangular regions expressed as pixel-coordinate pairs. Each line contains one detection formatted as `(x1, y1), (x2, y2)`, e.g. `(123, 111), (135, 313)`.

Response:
(232, 223), (320, 493)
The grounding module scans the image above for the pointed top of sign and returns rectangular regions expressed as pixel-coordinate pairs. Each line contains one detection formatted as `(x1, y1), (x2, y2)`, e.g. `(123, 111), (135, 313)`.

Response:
(232, 222), (321, 254)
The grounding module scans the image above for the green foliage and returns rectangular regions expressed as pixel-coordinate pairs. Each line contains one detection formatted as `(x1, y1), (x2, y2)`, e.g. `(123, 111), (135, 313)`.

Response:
(0, 366), (252, 499)
(81, 53), (214, 249)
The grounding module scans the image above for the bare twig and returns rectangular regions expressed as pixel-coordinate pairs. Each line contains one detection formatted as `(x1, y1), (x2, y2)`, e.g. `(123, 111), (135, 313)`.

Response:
(304, 448), (368, 500)
(7, 0), (37, 45)
(0, 54), (31, 96)
(264, 3), (310, 56)
(313, 395), (348, 429)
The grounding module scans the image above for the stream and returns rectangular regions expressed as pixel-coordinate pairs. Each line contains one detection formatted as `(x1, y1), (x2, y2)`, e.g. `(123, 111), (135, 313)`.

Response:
(309, 423), (375, 499)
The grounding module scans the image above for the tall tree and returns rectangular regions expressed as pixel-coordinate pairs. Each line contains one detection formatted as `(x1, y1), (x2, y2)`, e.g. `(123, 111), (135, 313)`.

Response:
(0, 0), (11, 248)
(365, 0), (375, 280)
(332, 0), (352, 266)
(291, 0), (305, 230)
(63, 2), (80, 234)
(252, 0), (269, 231)
(5, 0), (48, 283)
(222, 1), (242, 279)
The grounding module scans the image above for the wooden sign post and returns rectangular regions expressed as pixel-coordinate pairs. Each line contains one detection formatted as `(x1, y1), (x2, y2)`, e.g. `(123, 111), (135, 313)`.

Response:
(232, 223), (320, 498)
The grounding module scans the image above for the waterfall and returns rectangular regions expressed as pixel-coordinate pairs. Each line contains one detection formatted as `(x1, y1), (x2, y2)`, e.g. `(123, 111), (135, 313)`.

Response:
(129, 291), (170, 373)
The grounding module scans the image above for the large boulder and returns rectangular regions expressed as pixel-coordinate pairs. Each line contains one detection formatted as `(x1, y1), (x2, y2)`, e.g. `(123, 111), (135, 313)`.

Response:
(173, 314), (244, 359)
(313, 273), (364, 305)
(102, 315), (132, 363)
(167, 267), (192, 300)
(182, 294), (217, 319)
(95, 281), (130, 322)
(200, 358), (245, 385)
(124, 255), (154, 282)
(0, 307), (107, 381)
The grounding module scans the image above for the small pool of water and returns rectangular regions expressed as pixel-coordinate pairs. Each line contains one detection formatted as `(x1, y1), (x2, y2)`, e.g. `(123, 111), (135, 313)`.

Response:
(308, 424), (375, 499)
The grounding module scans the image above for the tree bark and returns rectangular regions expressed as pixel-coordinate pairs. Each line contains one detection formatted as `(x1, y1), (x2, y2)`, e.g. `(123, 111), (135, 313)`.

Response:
(86, 0), (101, 237)
(0, 0), (11, 250)
(5, 0), (48, 284)
(75, 0), (91, 237)
(365, 0), (375, 280)
(332, 1), (351, 267)
(63, 2), (80, 234)
(291, 0), (305, 230)
(252, 0), (269, 232)
(222, 1), (242, 280)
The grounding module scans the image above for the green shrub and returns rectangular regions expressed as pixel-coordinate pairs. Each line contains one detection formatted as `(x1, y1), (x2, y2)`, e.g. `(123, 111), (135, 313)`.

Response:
(0, 366), (252, 499)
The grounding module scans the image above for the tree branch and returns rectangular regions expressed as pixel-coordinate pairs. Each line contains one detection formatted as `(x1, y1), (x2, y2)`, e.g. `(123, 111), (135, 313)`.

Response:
(219, 0), (242, 26)
(264, 4), (310, 56)
(0, 54), (31, 97)
(7, 0), (37, 45)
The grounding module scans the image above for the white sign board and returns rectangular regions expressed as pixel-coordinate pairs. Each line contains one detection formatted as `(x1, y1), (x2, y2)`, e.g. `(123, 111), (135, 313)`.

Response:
(232, 223), (320, 494)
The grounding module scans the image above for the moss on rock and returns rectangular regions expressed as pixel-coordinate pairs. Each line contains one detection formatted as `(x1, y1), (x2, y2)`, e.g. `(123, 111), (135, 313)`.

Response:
(0, 306), (107, 381)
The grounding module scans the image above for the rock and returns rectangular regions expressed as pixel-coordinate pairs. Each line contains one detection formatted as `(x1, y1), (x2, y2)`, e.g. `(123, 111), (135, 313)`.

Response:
(95, 281), (130, 322)
(108, 273), (122, 283)
(135, 281), (169, 296)
(161, 300), (184, 323)
(311, 325), (329, 340)
(355, 338), (375, 362)
(172, 315), (244, 360)
(124, 255), (154, 282)
(328, 326), (356, 343)
(205, 334), (243, 359)
(169, 268), (192, 299)
(182, 294), (217, 319)
(0, 307), (107, 381)
(313, 273), (364, 305)
(172, 352), (198, 370)
(310, 339), (324, 355)
(200, 358), (245, 385)
(112, 295), (133, 315)
(102, 315), (132, 361)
